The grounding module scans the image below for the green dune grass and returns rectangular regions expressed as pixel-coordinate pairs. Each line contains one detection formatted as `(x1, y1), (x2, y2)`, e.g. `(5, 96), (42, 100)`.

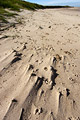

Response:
(0, 0), (44, 11)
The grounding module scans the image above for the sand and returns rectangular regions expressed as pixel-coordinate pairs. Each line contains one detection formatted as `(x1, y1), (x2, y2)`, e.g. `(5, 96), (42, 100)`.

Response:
(0, 8), (80, 120)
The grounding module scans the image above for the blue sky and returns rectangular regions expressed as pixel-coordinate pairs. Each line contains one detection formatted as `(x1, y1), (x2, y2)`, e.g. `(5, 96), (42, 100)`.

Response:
(26, 0), (80, 6)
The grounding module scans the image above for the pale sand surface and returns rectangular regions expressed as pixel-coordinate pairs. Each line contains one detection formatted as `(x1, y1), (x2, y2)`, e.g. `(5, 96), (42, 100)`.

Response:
(0, 8), (80, 120)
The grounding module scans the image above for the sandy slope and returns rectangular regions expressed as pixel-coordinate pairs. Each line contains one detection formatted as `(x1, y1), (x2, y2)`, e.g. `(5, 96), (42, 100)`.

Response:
(0, 8), (80, 120)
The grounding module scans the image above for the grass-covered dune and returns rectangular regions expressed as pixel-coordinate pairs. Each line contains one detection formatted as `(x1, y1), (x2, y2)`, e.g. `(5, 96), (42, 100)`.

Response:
(0, 0), (70, 23)
(0, 0), (45, 11)
(0, 0), (45, 23)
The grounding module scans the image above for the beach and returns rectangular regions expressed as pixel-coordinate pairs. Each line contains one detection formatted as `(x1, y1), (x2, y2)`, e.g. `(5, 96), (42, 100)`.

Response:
(0, 8), (80, 120)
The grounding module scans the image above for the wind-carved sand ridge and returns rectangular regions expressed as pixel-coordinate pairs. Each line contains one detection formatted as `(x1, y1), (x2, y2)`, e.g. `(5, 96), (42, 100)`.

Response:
(0, 8), (80, 120)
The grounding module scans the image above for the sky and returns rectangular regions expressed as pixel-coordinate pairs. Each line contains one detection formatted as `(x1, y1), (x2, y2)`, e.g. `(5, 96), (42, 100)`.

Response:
(26, 0), (80, 6)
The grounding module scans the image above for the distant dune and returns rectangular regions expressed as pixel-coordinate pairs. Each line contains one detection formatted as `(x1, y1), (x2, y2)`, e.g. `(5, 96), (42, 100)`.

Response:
(52, 2), (80, 7)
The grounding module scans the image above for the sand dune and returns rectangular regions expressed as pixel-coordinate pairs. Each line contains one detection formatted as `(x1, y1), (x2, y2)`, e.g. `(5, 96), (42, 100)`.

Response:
(0, 8), (80, 120)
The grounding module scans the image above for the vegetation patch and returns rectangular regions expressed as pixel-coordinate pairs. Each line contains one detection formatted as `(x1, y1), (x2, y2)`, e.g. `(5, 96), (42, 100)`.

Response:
(0, 0), (45, 11)
(0, 0), (45, 23)
(0, 7), (17, 23)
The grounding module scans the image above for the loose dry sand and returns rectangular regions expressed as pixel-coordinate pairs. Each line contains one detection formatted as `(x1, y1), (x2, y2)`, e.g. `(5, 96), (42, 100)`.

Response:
(0, 8), (80, 120)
